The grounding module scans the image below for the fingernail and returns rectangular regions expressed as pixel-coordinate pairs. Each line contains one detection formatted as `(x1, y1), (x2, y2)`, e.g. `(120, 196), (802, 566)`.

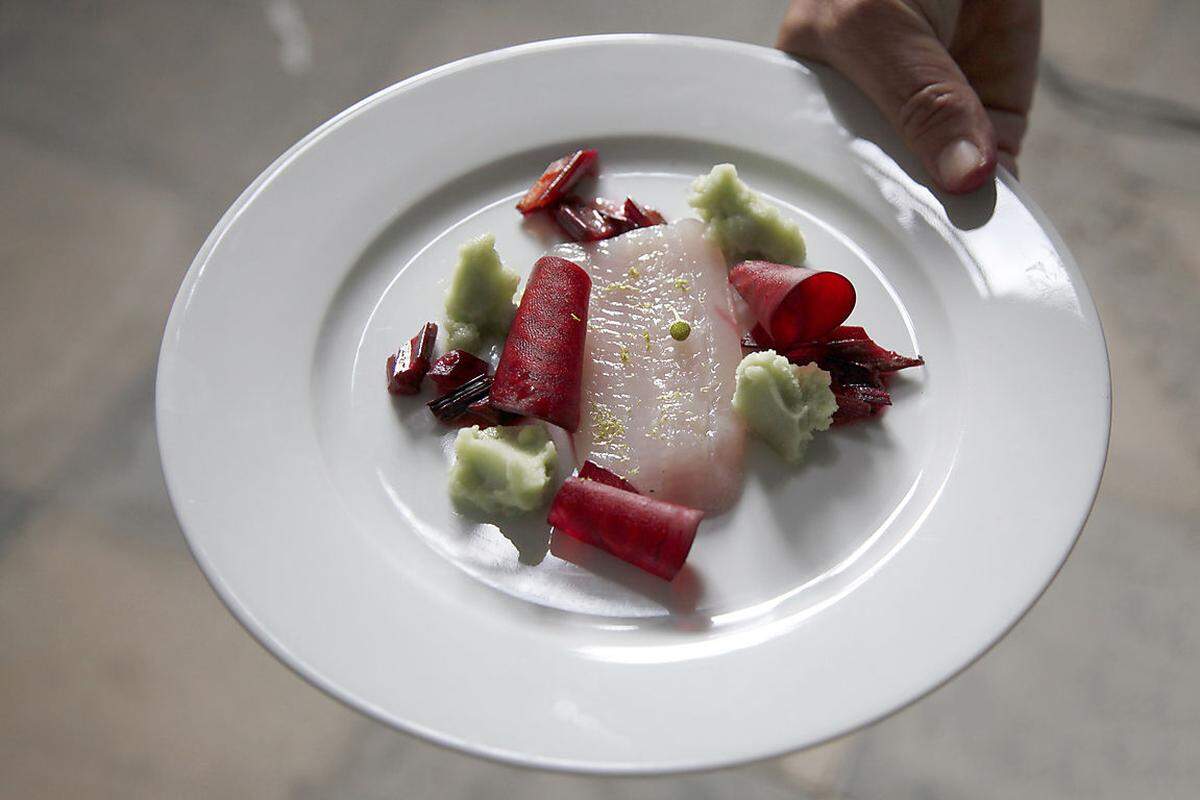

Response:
(936, 139), (983, 191)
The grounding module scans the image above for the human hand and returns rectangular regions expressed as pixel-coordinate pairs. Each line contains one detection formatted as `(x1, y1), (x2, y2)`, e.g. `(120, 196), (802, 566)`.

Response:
(777, 0), (1041, 193)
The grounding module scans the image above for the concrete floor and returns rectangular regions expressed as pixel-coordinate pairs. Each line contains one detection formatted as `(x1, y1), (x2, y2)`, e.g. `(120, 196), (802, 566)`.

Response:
(2, 1), (1198, 797)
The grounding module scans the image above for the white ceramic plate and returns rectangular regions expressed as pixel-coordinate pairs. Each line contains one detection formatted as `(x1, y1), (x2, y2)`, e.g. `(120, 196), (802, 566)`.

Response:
(157, 35), (1110, 774)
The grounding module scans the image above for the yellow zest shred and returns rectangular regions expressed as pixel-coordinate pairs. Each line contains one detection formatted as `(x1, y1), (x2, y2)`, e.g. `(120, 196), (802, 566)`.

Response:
(590, 403), (626, 443)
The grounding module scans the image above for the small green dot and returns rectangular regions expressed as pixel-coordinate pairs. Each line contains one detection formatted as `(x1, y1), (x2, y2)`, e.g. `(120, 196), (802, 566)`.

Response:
(669, 320), (691, 341)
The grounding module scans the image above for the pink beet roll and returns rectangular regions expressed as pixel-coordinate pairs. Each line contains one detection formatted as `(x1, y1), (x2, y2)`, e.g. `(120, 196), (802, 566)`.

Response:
(547, 477), (702, 581)
(490, 256), (591, 431)
(729, 260), (856, 347)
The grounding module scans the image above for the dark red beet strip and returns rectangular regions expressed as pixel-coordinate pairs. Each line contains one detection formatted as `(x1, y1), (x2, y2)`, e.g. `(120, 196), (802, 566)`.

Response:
(490, 256), (591, 432)
(782, 341), (826, 366)
(730, 260), (856, 347)
(591, 197), (627, 222)
(834, 382), (892, 408)
(515, 149), (598, 214)
(426, 373), (523, 429)
(780, 327), (923, 378)
(740, 322), (920, 426)
(737, 321), (921, 425)
(821, 326), (925, 372)
(578, 460), (640, 493)
(386, 321), (438, 395)
(428, 349), (490, 394)
(427, 373), (493, 424)
(553, 196), (627, 242)
(547, 478), (702, 581)
(831, 404), (871, 426)
(831, 391), (878, 425)
(825, 361), (887, 389)
(828, 325), (869, 341)
(831, 381), (892, 426)
(464, 398), (523, 428)
(553, 196), (668, 243)
(622, 197), (665, 227)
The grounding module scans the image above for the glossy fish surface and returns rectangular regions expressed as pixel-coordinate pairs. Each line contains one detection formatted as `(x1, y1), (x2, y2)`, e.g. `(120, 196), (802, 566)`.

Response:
(555, 219), (745, 512)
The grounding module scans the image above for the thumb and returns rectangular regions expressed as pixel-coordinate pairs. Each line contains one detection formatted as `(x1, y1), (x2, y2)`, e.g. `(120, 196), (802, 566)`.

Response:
(802, 5), (997, 193)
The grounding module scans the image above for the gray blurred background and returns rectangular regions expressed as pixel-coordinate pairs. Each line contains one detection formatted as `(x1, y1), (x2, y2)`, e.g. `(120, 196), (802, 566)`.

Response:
(2, 1), (1198, 798)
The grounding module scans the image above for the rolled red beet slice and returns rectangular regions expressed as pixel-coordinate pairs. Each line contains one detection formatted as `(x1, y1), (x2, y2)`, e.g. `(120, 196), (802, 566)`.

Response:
(547, 478), (702, 581)
(386, 321), (438, 395)
(490, 256), (591, 431)
(515, 149), (599, 214)
(578, 460), (639, 493)
(428, 349), (490, 393)
(729, 260), (856, 347)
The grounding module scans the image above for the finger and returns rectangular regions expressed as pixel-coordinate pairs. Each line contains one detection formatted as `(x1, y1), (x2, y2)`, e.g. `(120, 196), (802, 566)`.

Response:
(953, 0), (1041, 170)
(951, 0), (1041, 118)
(793, 2), (998, 193)
(987, 107), (1027, 162)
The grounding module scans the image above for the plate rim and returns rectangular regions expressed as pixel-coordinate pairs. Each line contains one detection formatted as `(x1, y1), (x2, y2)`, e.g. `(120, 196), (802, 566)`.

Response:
(156, 33), (1112, 774)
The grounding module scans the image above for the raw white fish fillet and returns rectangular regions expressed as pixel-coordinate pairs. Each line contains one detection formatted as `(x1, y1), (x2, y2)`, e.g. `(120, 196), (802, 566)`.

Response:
(555, 219), (745, 512)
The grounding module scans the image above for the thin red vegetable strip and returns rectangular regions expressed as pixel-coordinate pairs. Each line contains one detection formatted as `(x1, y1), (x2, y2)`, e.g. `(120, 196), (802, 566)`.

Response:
(547, 478), (702, 581)
(428, 349), (490, 393)
(426, 373), (523, 429)
(463, 398), (523, 428)
(552, 196), (667, 242)
(622, 197), (665, 227)
(833, 382), (891, 409)
(515, 149), (598, 214)
(818, 326), (925, 372)
(427, 373), (493, 424)
(830, 378), (892, 425)
(578, 460), (639, 493)
(553, 196), (628, 242)
(386, 322), (438, 395)
(830, 390), (873, 421)
(741, 323), (922, 426)
(490, 256), (591, 431)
